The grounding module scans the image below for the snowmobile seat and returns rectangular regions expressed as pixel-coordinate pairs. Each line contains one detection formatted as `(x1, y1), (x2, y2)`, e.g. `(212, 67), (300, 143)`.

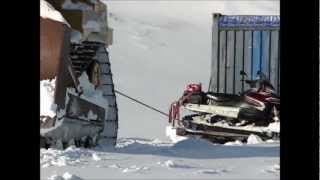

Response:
(206, 92), (242, 102)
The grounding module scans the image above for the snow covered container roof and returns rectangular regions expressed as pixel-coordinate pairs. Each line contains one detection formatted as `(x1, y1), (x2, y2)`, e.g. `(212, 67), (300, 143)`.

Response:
(209, 14), (280, 95)
(218, 15), (280, 30)
(40, 0), (70, 27)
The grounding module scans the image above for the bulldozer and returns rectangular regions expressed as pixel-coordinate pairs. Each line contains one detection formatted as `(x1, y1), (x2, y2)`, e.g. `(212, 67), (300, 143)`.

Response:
(40, 0), (118, 149)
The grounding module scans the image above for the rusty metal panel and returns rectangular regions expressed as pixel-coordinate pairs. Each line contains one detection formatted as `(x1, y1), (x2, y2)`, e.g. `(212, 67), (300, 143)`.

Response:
(60, 10), (84, 32)
(40, 17), (70, 80)
(209, 14), (280, 95)
(53, 28), (72, 110)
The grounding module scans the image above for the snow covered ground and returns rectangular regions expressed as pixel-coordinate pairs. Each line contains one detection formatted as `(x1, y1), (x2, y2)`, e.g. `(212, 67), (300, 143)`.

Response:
(41, 137), (279, 179)
(41, 1), (280, 179)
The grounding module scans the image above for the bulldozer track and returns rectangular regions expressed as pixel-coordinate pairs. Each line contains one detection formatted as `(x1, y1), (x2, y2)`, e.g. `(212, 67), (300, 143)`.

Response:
(70, 41), (118, 147)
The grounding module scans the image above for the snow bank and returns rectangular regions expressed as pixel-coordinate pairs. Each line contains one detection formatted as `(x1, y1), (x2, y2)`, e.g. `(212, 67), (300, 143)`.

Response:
(40, 0), (70, 27)
(40, 146), (95, 168)
(40, 78), (57, 118)
(247, 134), (263, 144)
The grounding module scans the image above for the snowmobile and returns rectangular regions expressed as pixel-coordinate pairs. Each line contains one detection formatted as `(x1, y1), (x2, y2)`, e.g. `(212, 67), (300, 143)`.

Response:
(40, 0), (118, 149)
(169, 70), (280, 143)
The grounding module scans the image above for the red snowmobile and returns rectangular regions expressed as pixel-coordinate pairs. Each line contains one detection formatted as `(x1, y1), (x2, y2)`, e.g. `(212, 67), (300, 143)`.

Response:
(169, 71), (280, 143)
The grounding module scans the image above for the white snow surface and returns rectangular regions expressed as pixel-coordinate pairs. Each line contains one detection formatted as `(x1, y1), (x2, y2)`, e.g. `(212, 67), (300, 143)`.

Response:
(41, 1), (280, 179)
(40, 0), (70, 27)
(41, 138), (279, 179)
(40, 78), (57, 118)
(165, 126), (188, 143)
(47, 172), (84, 180)
(267, 122), (280, 132)
(40, 72), (109, 119)
(247, 134), (264, 145)
(72, 72), (109, 112)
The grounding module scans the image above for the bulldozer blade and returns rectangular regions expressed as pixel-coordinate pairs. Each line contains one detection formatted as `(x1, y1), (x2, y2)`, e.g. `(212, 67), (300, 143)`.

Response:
(41, 93), (106, 145)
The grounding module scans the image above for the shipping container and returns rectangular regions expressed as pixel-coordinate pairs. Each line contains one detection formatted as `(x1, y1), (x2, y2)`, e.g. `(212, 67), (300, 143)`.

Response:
(209, 14), (280, 95)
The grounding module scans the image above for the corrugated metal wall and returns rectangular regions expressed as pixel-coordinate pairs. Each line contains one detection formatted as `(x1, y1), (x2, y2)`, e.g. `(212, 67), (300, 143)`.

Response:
(209, 14), (280, 95)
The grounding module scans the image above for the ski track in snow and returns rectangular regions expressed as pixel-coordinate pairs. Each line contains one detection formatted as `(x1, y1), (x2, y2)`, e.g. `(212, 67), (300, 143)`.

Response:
(41, 0), (280, 179)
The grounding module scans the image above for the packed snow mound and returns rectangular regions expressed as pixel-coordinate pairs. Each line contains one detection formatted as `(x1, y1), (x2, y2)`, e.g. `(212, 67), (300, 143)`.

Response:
(62, 172), (83, 180)
(165, 126), (188, 143)
(92, 153), (101, 161)
(40, 78), (57, 118)
(172, 138), (214, 150)
(121, 165), (149, 173)
(158, 160), (195, 169)
(114, 138), (171, 154)
(224, 140), (244, 146)
(247, 134), (263, 144)
(267, 122), (280, 132)
(48, 172), (83, 180)
(77, 72), (97, 96)
(48, 174), (64, 180)
(40, 0), (70, 27)
(40, 146), (101, 168)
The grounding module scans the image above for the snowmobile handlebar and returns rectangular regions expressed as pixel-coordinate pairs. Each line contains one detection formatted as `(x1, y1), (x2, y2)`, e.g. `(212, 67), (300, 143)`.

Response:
(245, 80), (258, 88)
(240, 71), (275, 90)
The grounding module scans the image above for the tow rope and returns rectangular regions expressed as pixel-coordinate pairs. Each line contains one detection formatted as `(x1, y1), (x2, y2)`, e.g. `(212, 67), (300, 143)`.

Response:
(114, 83), (202, 126)
(114, 89), (169, 117)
